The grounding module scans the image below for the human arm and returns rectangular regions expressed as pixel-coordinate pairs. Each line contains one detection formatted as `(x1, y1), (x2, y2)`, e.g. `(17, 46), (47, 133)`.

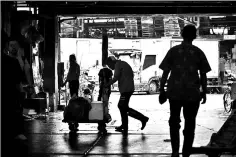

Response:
(62, 78), (68, 87)
(14, 57), (25, 92)
(158, 48), (173, 104)
(105, 77), (118, 88)
(105, 63), (119, 87)
(63, 67), (71, 86)
(24, 59), (33, 86)
(159, 48), (173, 92)
(90, 94), (94, 102)
(159, 70), (170, 92)
(76, 64), (80, 80)
(199, 49), (211, 104)
(200, 72), (207, 104)
(98, 70), (102, 85)
(109, 70), (114, 88)
(158, 70), (170, 104)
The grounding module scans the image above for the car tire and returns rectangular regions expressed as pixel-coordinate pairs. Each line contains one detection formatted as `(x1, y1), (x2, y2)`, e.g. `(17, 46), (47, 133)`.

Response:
(223, 90), (232, 113)
(147, 81), (158, 94)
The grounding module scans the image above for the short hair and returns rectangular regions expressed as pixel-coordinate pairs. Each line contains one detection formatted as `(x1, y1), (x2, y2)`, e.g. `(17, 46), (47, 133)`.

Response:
(83, 88), (90, 95)
(106, 56), (116, 64)
(106, 56), (112, 64)
(181, 24), (197, 40)
(69, 54), (76, 62)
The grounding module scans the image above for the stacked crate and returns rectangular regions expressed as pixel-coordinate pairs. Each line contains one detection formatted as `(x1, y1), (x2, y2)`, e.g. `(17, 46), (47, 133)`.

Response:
(141, 17), (154, 38)
(142, 24), (154, 38)
(153, 17), (164, 37)
(124, 18), (138, 38)
(163, 17), (181, 37)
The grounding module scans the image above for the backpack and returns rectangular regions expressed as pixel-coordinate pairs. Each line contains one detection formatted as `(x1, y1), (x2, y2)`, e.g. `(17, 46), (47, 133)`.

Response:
(63, 97), (91, 121)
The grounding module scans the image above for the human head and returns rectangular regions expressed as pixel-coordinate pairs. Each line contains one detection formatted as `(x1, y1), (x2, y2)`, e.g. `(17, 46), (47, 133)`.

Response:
(106, 56), (117, 70)
(83, 88), (91, 95)
(69, 54), (76, 63)
(8, 36), (24, 57)
(181, 24), (197, 41)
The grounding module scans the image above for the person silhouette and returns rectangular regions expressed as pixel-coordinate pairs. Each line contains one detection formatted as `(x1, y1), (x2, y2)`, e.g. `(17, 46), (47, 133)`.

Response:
(62, 54), (80, 97)
(97, 64), (113, 133)
(159, 25), (211, 157)
(105, 56), (149, 135)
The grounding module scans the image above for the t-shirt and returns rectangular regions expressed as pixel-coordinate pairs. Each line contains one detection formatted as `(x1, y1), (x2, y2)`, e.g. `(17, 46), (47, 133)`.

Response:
(98, 67), (113, 87)
(67, 62), (80, 81)
(114, 60), (134, 93)
(159, 42), (211, 101)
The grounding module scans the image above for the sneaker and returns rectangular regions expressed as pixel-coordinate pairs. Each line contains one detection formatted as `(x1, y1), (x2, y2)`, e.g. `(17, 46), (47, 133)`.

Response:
(115, 128), (128, 135)
(141, 117), (149, 130)
(99, 128), (107, 135)
(171, 152), (179, 157)
(115, 125), (123, 131)
(105, 114), (112, 123)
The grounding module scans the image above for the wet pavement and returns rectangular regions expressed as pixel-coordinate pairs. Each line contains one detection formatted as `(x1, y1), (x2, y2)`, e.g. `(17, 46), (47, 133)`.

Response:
(23, 93), (235, 157)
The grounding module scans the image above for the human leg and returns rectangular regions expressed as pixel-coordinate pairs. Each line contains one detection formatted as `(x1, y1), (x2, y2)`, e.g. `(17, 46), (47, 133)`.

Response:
(97, 86), (103, 101)
(168, 99), (183, 157)
(220, 71), (224, 84)
(69, 80), (79, 97)
(14, 90), (27, 140)
(69, 81), (74, 97)
(74, 80), (79, 96)
(97, 122), (107, 133)
(117, 93), (131, 132)
(182, 101), (200, 157)
(97, 89), (111, 132)
(128, 108), (149, 130)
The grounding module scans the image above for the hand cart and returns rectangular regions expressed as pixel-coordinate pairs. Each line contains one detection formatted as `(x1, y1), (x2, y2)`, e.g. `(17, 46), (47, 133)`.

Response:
(62, 100), (108, 133)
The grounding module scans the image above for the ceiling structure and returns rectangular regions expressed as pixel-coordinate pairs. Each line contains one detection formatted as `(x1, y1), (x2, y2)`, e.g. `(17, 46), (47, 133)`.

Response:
(17, 1), (235, 38)
(28, 1), (236, 16)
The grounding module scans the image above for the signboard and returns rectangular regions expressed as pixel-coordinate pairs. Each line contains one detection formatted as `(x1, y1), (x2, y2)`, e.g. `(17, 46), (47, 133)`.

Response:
(224, 35), (236, 40)
(124, 18), (138, 37)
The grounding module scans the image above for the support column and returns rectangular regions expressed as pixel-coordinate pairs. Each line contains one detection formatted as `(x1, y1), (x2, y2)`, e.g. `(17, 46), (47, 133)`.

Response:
(1, 1), (14, 36)
(38, 8), (58, 112)
(54, 16), (59, 111)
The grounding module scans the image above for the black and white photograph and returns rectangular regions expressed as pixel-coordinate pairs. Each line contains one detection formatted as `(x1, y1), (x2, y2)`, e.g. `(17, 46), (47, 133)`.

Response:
(1, 1), (236, 157)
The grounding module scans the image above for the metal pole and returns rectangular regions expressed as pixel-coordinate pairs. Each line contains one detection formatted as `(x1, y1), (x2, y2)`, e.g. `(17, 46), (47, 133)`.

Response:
(102, 29), (108, 66)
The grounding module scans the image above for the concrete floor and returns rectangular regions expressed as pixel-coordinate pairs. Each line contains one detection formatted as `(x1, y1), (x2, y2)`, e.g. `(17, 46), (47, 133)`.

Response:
(20, 94), (236, 157)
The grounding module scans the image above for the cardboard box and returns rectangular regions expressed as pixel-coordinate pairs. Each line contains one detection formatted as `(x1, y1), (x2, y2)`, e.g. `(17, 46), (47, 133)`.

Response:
(89, 101), (103, 120)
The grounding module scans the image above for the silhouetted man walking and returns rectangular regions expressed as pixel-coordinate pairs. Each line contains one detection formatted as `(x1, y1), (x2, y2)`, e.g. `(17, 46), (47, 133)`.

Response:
(159, 25), (211, 157)
(105, 56), (149, 134)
